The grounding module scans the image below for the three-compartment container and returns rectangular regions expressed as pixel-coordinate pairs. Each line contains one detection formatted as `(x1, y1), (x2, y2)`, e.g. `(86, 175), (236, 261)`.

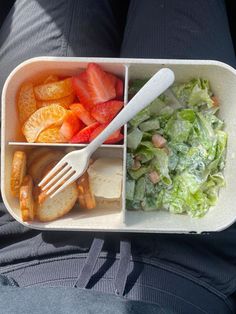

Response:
(2, 57), (236, 233)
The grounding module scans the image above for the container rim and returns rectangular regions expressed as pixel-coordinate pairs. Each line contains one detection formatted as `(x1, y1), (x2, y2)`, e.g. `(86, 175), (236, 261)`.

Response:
(2, 57), (236, 233)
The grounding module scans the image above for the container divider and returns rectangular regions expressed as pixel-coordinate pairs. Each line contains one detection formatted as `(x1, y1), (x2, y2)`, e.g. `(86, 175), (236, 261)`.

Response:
(122, 64), (129, 224)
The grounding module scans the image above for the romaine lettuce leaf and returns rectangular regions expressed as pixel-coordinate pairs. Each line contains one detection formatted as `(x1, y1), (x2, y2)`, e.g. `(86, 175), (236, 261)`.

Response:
(135, 146), (154, 163)
(162, 177), (188, 214)
(139, 118), (160, 132)
(128, 166), (149, 180)
(129, 79), (147, 96)
(165, 116), (192, 143)
(152, 148), (172, 185)
(185, 190), (209, 217)
(129, 108), (150, 127)
(177, 109), (196, 123)
(148, 97), (166, 114)
(126, 180), (135, 201)
(127, 128), (143, 150)
(126, 153), (134, 169)
(172, 78), (213, 108)
(134, 177), (146, 201)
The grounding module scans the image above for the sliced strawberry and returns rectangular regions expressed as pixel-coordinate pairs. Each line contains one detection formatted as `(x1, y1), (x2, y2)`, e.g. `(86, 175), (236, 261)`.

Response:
(106, 72), (117, 86)
(70, 103), (96, 126)
(70, 122), (100, 143)
(91, 100), (123, 124)
(115, 78), (124, 99)
(89, 124), (121, 143)
(105, 132), (124, 144)
(87, 63), (116, 104)
(106, 73), (124, 100)
(60, 111), (84, 140)
(72, 72), (93, 110)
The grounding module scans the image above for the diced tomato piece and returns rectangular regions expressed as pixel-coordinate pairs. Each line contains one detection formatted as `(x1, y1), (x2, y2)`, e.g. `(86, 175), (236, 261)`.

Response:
(70, 122), (100, 143)
(72, 72), (93, 110)
(105, 132), (124, 144)
(89, 123), (121, 143)
(91, 100), (123, 124)
(60, 111), (84, 140)
(70, 103), (96, 125)
(115, 78), (124, 99)
(86, 63), (116, 104)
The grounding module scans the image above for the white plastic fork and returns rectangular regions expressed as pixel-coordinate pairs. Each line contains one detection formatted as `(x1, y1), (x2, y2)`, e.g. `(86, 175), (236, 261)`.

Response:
(38, 68), (175, 198)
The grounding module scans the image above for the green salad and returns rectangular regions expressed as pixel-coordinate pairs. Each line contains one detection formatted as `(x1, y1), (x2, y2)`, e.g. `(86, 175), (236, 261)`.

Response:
(126, 78), (227, 217)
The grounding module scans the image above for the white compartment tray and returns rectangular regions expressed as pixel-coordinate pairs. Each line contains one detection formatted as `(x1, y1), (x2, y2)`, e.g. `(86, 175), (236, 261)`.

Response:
(2, 57), (236, 233)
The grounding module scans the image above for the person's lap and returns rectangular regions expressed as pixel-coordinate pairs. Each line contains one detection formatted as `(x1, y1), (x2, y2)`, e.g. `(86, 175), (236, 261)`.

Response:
(0, 0), (236, 305)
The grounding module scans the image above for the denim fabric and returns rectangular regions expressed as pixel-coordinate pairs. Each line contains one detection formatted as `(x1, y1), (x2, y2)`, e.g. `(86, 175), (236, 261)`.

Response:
(0, 275), (164, 314)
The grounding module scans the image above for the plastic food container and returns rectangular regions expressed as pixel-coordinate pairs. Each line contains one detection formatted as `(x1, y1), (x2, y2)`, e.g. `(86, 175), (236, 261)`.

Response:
(2, 57), (236, 233)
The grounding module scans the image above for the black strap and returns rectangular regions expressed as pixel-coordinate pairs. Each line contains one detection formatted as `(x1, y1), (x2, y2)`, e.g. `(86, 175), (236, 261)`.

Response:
(74, 236), (132, 296)
(114, 239), (131, 296)
(74, 236), (104, 288)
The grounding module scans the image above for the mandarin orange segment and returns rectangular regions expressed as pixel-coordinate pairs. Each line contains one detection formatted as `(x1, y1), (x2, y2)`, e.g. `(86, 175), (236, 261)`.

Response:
(18, 83), (37, 124)
(34, 78), (73, 101)
(36, 126), (67, 143)
(37, 93), (75, 109)
(22, 104), (67, 142)
(43, 75), (59, 84)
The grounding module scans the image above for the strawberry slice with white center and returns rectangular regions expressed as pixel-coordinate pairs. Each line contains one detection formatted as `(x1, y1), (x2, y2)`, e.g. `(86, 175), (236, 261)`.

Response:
(91, 100), (123, 124)
(70, 122), (100, 143)
(72, 72), (93, 110)
(106, 73), (124, 100)
(89, 124), (123, 144)
(86, 63), (116, 104)
(115, 78), (124, 99)
(105, 132), (124, 144)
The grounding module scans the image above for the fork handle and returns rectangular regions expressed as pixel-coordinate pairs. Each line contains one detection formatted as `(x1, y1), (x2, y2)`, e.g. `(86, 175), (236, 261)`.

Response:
(85, 68), (175, 156)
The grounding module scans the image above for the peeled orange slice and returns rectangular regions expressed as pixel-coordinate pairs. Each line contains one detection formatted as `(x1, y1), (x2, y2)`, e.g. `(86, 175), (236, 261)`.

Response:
(37, 93), (75, 109)
(36, 126), (66, 143)
(18, 83), (37, 124)
(22, 104), (67, 142)
(43, 75), (59, 84)
(11, 151), (27, 197)
(34, 78), (73, 101)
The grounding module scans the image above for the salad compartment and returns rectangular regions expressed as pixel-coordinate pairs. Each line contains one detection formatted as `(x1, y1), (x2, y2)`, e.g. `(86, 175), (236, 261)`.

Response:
(2, 57), (236, 233)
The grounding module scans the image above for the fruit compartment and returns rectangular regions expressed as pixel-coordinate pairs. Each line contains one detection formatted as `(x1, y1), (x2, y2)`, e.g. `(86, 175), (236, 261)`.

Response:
(2, 57), (128, 145)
